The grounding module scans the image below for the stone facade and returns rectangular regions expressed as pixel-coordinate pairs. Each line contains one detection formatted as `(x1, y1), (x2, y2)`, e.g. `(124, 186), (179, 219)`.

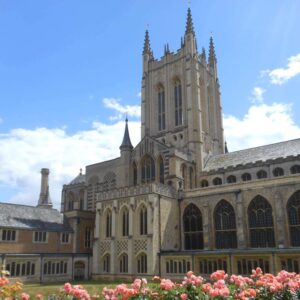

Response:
(61, 8), (300, 280)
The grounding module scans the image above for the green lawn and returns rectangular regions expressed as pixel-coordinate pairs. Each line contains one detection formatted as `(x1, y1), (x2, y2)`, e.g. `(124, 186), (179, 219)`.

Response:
(22, 280), (120, 298)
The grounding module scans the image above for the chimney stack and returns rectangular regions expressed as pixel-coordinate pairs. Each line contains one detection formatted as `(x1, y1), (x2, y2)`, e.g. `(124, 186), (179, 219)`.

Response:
(37, 168), (52, 208)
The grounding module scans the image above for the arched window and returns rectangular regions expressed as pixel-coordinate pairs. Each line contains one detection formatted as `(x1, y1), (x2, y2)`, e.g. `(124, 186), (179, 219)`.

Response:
(183, 204), (203, 250)
(103, 254), (110, 273)
(133, 162), (137, 186)
(291, 165), (300, 174)
(105, 210), (112, 238)
(248, 196), (275, 248)
(213, 177), (222, 186)
(158, 156), (164, 184)
(174, 80), (182, 126)
(158, 85), (165, 131)
(227, 175), (236, 184)
(141, 155), (155, 184)
(122, 207), (129, 237)
(257, 170), (267, 179)
(119, 253), (128, 273)
(214, 200), (237, 249)
(201, 179), (209, 188)
(79, 190), (84, 210)
(140, 205), (147, 235)
(189, 167), (194, 189)
(181, 164), (187, 189)
(67, 192), (74, 211)
(137, 253), (147, 274)
(273, 167), (284, 177)
(242, 173), (251, 181)
(287, 191), (300, 246)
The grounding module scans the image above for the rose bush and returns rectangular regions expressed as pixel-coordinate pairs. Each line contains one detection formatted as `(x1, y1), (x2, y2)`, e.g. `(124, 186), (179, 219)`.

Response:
(1, 268), (300, 299)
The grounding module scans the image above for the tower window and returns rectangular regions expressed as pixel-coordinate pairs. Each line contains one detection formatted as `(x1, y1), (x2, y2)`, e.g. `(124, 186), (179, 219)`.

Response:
(158, 156), (164, 184)
(140, 205), (148, 235)
(105, 210), (112, 238)
(122, 207), (129, 237)
(141, 155), (155, 183)
(174, 80), (183, 126)
(158, 86), (165, 131)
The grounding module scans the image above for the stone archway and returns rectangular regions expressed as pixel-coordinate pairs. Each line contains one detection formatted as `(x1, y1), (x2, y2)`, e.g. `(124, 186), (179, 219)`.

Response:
(74, 261), (85, 280)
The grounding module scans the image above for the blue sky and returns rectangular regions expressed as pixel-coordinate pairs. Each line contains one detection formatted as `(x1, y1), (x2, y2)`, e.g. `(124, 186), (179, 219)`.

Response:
(0, 0), (300, 208)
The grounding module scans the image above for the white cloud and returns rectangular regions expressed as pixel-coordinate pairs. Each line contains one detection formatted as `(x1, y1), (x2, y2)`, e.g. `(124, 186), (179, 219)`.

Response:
(266, 53), (300, 85)
(251, 86), (265, 103)
(224, 102), (300, 151)
(137, 92), (142, 98)
(0, 121), (140, 208)
(0, 117), (3, 124)
(103, 98), (141, 120)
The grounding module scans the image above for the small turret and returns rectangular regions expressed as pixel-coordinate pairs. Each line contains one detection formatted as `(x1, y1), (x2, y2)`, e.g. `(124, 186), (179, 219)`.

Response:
(120, 118), (133, 152)
(37, 168), (52, 208)
(225, 141), (229, 154)
(185, 7), (195, 35)
(143, 29), (153, 72)
(184, 8), (197, 56)
(201, 47), (206, 64)
(143, 30), (152, 56)
(209, 35), (218, 77)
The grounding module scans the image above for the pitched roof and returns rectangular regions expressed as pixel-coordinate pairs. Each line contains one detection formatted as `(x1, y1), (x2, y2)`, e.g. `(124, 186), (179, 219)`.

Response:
(204, 138), (300, 172)
(0, 203), (72, 232)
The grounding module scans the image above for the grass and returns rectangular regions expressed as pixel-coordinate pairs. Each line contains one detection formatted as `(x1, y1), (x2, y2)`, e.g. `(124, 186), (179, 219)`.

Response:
(22, 280), (120, 297)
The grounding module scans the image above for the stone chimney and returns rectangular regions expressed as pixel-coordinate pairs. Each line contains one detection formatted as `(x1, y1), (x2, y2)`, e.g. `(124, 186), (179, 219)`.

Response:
(37, 168), (52, 208)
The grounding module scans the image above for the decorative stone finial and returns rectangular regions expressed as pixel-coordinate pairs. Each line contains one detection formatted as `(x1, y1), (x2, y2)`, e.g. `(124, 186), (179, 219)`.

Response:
(185, 7), (195, 35)
(225, 141), (229, 154)
(209, 34), (217, 65)
(143, 30), (152, 56)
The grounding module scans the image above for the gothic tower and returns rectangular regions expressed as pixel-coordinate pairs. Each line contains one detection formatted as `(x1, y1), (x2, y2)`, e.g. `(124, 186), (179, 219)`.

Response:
(141, 8), (224, 174)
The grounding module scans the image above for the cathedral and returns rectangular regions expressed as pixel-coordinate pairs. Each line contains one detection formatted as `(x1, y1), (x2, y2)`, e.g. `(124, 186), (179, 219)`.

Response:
(1, 8), (300, 282)
(61, 8), (300, 280)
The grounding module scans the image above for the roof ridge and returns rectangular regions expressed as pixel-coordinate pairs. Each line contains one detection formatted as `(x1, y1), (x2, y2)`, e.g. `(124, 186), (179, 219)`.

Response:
(214, 137), (300, 157)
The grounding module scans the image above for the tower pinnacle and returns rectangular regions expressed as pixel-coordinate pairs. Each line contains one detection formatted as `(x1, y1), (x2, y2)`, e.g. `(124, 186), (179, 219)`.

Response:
(209, 35), (217, 65)
(143, 30), (152, 56)
(185, 7), (195, 35)
(120, 118), (133, 151)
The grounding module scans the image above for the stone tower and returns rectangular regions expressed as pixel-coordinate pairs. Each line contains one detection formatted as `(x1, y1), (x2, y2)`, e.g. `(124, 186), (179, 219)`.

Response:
(141, 8), (224, 174)
(37, 168), (52, 208)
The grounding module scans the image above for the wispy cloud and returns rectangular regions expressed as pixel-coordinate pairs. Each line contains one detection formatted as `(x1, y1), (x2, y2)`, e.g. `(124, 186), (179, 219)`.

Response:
(0, 117), (3, 124)
(0, 121), (140, 208)
(224, 102), (300, 151)
(251, 86), (265, 103)
(265, 53), (300, 85)
(137, 92), (141, 98)
(103, 98), (141, 120)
